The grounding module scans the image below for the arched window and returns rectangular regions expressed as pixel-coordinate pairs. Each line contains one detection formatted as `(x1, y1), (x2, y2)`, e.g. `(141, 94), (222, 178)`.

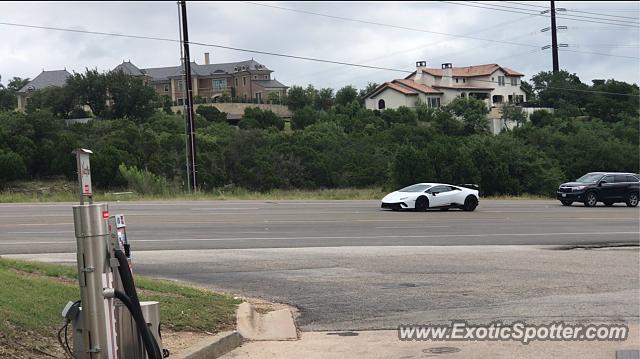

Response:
(378, 99), (386, 110)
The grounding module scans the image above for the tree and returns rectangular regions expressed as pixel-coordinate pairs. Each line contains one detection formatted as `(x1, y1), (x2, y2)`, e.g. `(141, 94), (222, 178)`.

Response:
(530, 70), (589, 115)
(286, 85), (308, 111)
(66, 69), (108, 117)
(520, 80), (535, 104)
(585, 79), (639, 122)
(529, 109), (554, 127)
(240, 107), (284, 130)
(196, 105), (227, 122)
(0, 150), (27, 185)
(291, 106), (318, 130)
(358, 82), (379, 106)
(315, 88), (334, 110)
(500, 104), (527, 128)
(335, 85), (359, 107)
(445, 97), (489, 135)
(107, 70), (158, 120)
(7, 77), (30, 92)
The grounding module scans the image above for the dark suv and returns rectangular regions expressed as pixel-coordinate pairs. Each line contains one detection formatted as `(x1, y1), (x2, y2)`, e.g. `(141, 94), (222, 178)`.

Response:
(557, 172), (639, 207)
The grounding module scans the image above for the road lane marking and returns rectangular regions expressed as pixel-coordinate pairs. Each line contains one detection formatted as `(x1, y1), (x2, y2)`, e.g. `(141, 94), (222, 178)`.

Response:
(375, 226), (450, 229)
(2, 231), (637, 247)
(7, 231), (74, 234)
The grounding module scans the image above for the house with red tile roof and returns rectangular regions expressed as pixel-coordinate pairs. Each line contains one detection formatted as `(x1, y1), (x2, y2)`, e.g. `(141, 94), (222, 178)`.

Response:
(364, 61), (526, 111)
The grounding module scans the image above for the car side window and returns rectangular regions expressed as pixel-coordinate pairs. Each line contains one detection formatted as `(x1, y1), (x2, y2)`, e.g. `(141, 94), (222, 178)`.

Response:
(614, 175), (627, 183)
(601, 175), (614, 184)
(628, 175), (639, 182)
(428, 186), (447, 194)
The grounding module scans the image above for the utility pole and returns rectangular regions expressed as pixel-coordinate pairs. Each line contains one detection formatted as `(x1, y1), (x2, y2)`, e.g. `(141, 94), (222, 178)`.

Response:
(550, 1), (559, 73)
(179, 0), (197, 191)
(541, 2), (566, 73)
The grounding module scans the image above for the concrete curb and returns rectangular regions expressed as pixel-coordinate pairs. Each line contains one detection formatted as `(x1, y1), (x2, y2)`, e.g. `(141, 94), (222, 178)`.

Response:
(174, 331), (244, 359)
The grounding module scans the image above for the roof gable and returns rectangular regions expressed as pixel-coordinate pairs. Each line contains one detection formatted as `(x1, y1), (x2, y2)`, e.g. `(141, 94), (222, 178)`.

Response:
(18, 69), (72, 93)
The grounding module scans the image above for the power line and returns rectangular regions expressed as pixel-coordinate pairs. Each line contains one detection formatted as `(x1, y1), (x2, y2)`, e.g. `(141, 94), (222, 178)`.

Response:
(559, 49), (640, 60)
(505, 1), (640, 21)
(296, 14), (539, 81)
(465, 1), (640, 24)
(241, 1), (539, 48)
(441, 1), (640, 28)
(0, 21), (637, 98)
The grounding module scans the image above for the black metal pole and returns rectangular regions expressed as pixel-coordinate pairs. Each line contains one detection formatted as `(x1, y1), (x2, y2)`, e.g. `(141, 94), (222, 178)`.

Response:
(550, 0), (559, 73)
(180, 0), (197, 191)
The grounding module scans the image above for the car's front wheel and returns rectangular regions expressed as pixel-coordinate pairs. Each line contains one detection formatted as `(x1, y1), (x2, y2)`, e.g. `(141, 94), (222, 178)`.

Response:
(626, 192), (639, 207)
(462, 196), (478, 211)
(584, 191), (598, 207)
(415, 196), (429, 212)
(561, 200), (573, 206)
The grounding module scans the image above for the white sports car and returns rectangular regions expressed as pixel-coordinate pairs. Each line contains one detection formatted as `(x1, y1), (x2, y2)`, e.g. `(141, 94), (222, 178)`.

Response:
(381, 183), (480, 211)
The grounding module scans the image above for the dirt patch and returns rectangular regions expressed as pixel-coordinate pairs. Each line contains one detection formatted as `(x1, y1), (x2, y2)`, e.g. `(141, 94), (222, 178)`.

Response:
(161, 329), (213, 357)
(0, 325), (64, 359)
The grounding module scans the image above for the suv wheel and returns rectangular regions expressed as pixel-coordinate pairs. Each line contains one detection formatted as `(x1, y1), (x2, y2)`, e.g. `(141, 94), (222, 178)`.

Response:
(560, 200), (573, 206)
(584, 192), (598, 207)
(626, 192), (639, 207)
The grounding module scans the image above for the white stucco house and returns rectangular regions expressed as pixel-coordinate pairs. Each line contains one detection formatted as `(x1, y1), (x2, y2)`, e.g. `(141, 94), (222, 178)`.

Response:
(365, 61), (527, 111)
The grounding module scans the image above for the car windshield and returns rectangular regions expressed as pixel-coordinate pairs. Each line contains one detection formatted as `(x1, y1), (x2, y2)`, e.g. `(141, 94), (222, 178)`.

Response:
(576, 173), (603, 183)
(398, 184), (431, 192)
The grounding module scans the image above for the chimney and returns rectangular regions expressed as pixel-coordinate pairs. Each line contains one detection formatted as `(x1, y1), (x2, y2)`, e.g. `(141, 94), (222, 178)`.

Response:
(204, 52), (210, 65)
(442, 63), (453, 86)
(415, 60), (427, 82)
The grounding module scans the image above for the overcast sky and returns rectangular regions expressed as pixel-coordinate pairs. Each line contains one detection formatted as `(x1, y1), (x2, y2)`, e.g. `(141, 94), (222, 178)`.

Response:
(1, 1), (639, 90)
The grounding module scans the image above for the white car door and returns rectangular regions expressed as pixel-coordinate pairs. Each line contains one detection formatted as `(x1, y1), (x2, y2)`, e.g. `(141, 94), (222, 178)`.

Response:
(427, 185), (450, 207)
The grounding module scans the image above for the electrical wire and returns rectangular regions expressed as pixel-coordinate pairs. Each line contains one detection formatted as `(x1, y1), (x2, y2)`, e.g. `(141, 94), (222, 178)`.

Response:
(441, 1), (640, 28)
(506, 1), (640, 21)
(465, 1), (640, 25)
(241, 1), (539, 48)
(0, 21), (637, 97)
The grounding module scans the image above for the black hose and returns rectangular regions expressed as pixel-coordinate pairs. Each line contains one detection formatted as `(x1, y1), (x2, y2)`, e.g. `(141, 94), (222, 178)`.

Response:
(113, 290), (160, 359)
(114, 250), (162, 359)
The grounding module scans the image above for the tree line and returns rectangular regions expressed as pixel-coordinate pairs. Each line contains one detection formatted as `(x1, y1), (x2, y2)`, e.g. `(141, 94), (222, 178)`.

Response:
(0, 69), (637, 196)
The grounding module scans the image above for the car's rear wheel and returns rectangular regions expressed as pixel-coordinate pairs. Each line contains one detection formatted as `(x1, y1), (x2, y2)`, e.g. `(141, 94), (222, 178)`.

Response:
(584, 191), (598, 207)
(462, 196), (478, 211)
(626, 192), (639, 207)
(603, 201), (614, 207)
(560, 200), (573, 206)
(415, 196), (429, 212)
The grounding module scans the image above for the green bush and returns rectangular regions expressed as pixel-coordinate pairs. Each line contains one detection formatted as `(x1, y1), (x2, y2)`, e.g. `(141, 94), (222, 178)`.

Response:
(118, 164), (171, 195)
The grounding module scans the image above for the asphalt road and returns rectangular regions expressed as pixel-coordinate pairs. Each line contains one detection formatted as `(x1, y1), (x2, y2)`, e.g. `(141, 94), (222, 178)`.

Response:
(0, 200), (638, 254)
(2, 200), (639, 330)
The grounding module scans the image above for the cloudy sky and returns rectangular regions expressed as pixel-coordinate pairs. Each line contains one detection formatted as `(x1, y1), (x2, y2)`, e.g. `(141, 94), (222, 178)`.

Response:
(1, 1), (638, 90)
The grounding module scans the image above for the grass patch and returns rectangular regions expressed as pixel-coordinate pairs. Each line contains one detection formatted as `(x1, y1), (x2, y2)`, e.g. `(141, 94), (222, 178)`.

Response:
(0, 179), (555, 203)
(0, 257), (241, 356)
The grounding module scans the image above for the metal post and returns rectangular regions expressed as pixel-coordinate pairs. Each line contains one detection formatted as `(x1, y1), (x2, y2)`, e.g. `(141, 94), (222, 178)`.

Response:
(180, 0), (198, 191)
(73, 203), (115, 358)
(550, 0), (559, 73)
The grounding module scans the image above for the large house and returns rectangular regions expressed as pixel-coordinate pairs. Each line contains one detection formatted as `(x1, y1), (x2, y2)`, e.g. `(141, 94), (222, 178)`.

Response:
(16, 69), (72, 111)
(365, 61), (526, 111)
(15, 54), (288, 111)
(112, 53), (288, 105)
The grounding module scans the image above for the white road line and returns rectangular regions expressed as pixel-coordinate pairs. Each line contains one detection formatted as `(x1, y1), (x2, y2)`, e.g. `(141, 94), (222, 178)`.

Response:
(4, 231), (635, 246)
(375, 226), (450, 229)
(191, 208), (262, 210)
(7, 231), (74, 234)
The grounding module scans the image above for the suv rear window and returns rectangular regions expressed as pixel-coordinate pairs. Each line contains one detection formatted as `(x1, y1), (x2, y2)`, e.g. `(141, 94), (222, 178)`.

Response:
(627, 175), (639, 182)
(614, 175), (627, 183)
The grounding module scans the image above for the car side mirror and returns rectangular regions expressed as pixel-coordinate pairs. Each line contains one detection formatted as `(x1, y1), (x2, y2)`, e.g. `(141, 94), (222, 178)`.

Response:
(599, 181), (607, 186)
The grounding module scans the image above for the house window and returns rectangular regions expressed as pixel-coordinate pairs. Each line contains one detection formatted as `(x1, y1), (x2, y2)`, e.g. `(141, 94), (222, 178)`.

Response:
(178, 80), (184, 90)
(177, 98), (184, 105)
(498, 76), (505, 86)
(428, 97), (441, 108)
(264, 75), (268, 79)
(255, 92), (262, 103)
(243, 77), (247, 86)
(235, 78), (238, 87)
(378, 99), (385, 110)
(463, 78), (466, 83)
(253, 75), (257, 80)
(510, 77), (518, 86)
(455, 78), (459, 83)
(212, 79), (227, 90)
(164, 84), (169, 92)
